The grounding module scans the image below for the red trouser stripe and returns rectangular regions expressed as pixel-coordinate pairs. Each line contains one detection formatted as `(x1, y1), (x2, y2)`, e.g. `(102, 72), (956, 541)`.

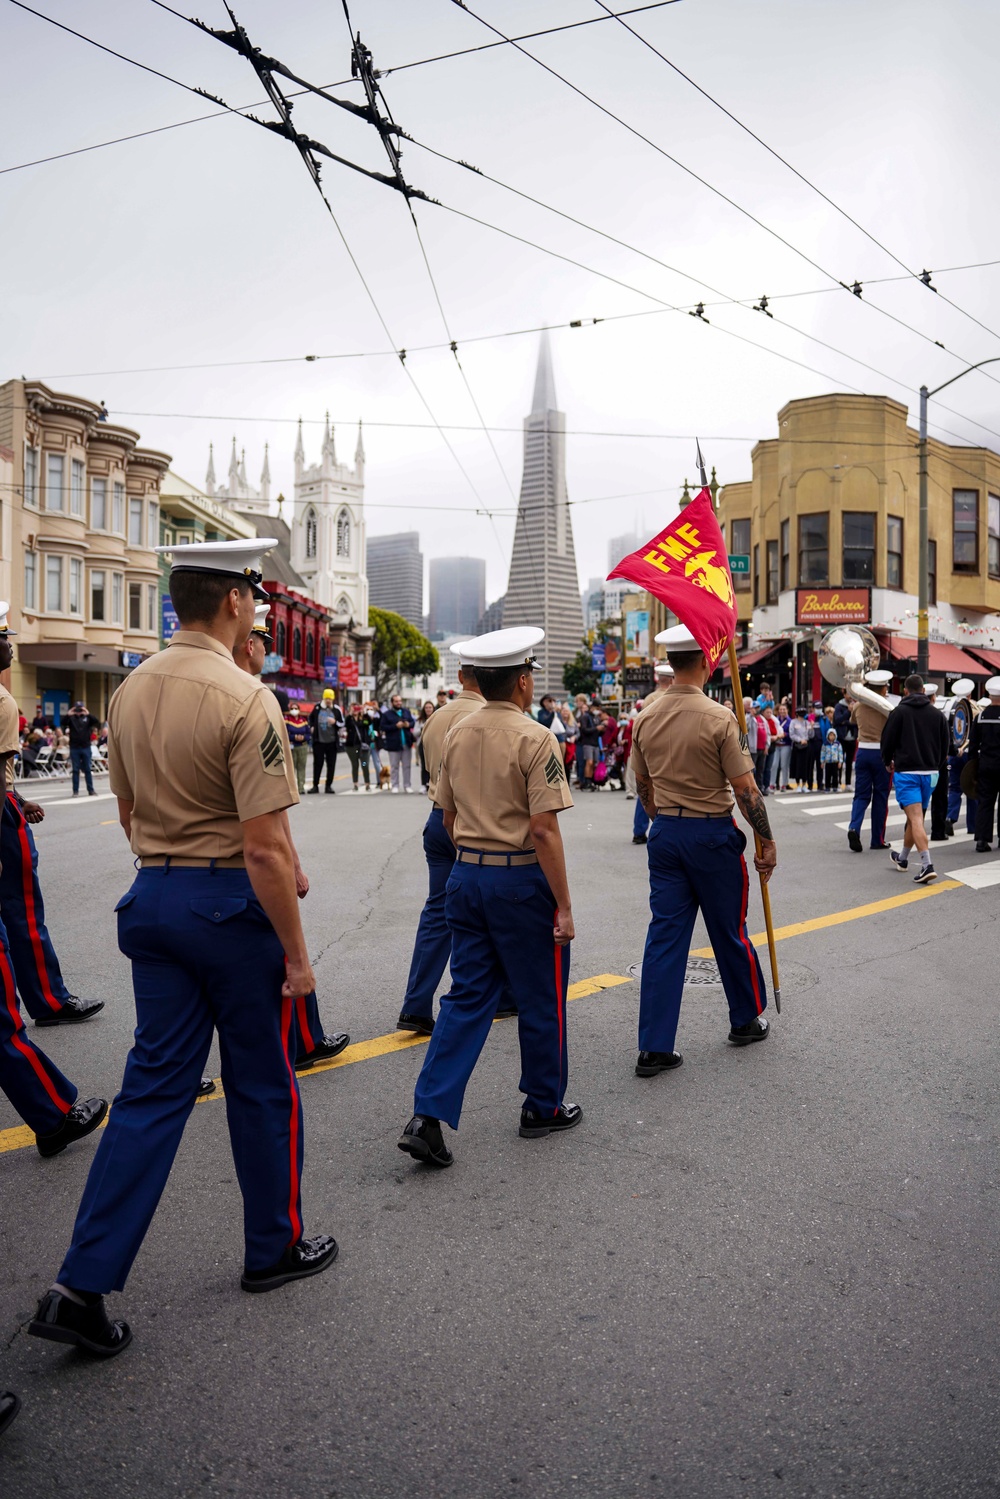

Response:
(9, 795), (60, 1011)
(279, 994), (303, 1246)
(295, 994), (315, 1053)
(0, 936), (69, 1114)
(553, 920), (564, 1117)
(738, 857), (764, 1016)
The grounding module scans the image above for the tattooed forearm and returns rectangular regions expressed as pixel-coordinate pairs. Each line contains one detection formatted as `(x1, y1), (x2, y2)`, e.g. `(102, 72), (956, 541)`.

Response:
(635, 774), (656, 820)
(735, 783), (774, 842)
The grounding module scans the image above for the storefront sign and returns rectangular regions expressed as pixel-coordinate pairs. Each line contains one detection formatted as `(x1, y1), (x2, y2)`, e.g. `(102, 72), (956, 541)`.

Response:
(120, 651), (143, 669)
(795, 588), (871, 626)
(262, 653), (284, 675)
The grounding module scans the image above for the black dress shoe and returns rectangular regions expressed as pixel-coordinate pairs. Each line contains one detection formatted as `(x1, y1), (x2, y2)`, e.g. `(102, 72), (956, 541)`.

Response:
(635, 1050), (683, 1077)
(197, 1076), (216, 1097)
(241, 1234), (339, 1293)
(944, 820), (955, 837)
(0, 1391), (21, 1438)
(306, 787), (320, 794)
(930, 832), (948, 842)
(494, 1003), (518, 1019)
(729, 1016), (770, 1046)
(847, 830), (863, 853)
(397, 1114), (453, 1167)
(632, 834), (648, 845)
(396, 1012), (434, 1036)
(35, 996), (105, 1027)
(36, 1097), (108, 1158)
(976, 841), (992, 852)
(519, 1102), (583, 1138)
(325, 787), (335, 794)
(295, 1032), (350, 1068)
(28, 1289), (131, 1358)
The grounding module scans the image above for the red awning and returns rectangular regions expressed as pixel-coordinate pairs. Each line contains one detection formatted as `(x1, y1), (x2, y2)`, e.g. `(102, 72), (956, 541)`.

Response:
(721, 644), (782, 679)
(875, 634), (988, 677)
(966, 647), (1000, 673)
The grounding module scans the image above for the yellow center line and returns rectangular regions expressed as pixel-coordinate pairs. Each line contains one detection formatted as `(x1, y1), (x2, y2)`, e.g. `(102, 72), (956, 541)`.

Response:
(0, 974), (632, 1156)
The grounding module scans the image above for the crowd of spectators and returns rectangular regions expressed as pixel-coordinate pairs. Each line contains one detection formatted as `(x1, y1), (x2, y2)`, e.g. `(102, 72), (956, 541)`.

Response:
(18, 703), (107, 790)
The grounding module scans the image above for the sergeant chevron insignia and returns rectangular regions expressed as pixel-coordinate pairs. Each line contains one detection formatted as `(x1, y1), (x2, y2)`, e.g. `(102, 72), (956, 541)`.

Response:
(258, 723), (286, 775)
(544, 751), (565, 786)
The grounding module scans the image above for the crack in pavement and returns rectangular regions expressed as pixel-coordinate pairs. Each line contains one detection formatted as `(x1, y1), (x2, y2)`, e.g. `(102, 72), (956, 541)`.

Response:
(310, 827), (422, 971)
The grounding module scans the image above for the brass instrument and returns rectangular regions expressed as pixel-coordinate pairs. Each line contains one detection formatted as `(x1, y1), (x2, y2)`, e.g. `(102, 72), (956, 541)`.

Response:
(817, 626), (896, 715)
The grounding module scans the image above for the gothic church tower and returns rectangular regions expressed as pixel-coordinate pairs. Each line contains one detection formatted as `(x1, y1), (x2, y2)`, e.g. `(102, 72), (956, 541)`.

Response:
(291, 415), (368, 623)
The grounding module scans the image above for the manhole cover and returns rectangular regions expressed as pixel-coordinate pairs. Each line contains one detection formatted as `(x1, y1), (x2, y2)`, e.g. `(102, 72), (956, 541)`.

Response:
(627, 958), (723, 985)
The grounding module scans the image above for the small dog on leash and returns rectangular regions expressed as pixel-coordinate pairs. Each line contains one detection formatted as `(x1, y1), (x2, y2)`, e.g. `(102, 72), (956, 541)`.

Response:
(378, 764), (392, 791)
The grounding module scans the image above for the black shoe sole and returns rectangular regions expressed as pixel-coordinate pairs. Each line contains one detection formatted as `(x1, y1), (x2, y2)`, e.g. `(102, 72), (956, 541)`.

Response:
(397, 1135), (453, 1168)
(635, 1056), (683, 1077)
(27, 1318), (132, 1359)
(847, 832), (863, 852)
(241, 1240), (339, 1293)
(197, 1080), (216, 1097)
(493, 1008), (518, 1019)
(913, 870), (937, 884)
(37, 1099), (109, 1158)
(396, 1020), (434, 1036)
(519, 1111), (583, 1139)
(35, 1004), (105, 1027)
(295, 1036), (351, 1069)
(728, 1025), (770, 1047)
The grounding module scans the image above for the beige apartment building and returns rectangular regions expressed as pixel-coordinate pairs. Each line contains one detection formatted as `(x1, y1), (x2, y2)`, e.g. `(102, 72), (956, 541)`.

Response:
(0, 379), (170, 721)
(711, 393), (1000, 701)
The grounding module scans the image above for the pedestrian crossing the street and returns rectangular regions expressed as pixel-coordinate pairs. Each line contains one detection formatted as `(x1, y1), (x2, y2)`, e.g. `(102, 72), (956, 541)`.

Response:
(768, 787), (1000, 888)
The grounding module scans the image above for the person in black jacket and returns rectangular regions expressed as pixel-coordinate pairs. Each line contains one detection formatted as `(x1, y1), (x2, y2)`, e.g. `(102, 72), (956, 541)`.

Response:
(379, 695), (416, 793)
(970, 676), (1000, 851)
(881, 674), (950, 883)
(833, 692), (858, 787)
(307, 690), (345, 794)
(66, 702), (100, 796)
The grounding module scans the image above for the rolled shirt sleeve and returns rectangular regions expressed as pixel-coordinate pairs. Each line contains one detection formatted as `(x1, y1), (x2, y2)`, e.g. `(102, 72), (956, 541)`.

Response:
(718, 714), (755, 783)
(228, 689), (300, 821)
(522, 734), (574, 815)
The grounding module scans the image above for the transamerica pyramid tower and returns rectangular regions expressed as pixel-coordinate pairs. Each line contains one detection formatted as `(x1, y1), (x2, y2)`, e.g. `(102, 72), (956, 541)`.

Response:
(502, 335), (583, 696)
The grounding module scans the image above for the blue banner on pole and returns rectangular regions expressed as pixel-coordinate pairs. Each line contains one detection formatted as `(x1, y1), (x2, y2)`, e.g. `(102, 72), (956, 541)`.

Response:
(162, 596), (180, 642)
(591, 643), (606, 671)
(323, 655), (339, 686)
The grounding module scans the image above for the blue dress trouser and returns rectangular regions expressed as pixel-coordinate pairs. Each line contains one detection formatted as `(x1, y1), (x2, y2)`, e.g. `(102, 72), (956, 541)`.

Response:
(70, 746), (94, 795)
(402, 808), (515, 1022)
(59, 868), (305, 1292)
(291, 991), (324, 1059)
(848, 749), (891, 848)
(633, 796), (651, 838)
(0, 906), (76, 1135)
(0, 793), (73, 1019)
(413, 859), (569, 1130)
(638, 816), (767, 1054)
(947, 754), (977, 832)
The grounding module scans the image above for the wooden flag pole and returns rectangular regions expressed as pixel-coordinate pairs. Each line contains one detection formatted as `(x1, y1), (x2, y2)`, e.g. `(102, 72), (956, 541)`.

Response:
(727, 637), (782, 1014)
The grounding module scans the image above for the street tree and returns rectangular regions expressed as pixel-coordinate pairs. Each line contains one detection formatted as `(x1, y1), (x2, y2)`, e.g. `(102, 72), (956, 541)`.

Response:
(370, 607), (439, 698)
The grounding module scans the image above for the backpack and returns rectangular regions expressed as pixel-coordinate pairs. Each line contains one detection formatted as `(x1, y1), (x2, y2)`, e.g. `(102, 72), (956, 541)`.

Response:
(593, 758), (608, 785)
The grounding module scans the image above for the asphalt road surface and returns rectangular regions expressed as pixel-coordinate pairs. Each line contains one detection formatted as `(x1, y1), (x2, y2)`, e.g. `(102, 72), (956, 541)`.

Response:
(1, 770), (998, 1499)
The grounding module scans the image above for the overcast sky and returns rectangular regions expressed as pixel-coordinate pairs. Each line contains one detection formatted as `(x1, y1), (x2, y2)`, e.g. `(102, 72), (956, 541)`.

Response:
(5, 0), (1000, 608)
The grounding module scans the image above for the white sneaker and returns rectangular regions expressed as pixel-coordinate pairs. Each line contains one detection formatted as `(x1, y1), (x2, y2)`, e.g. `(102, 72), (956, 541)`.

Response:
(391, 787), (399, 795)
(404, 786), (413, 794)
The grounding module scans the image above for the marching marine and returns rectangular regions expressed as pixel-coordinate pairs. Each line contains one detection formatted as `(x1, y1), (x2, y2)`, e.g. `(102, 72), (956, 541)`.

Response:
(846, 669), (894, 854)
(629, 624), (775, 1077)
(970, 675), (1000, 851)
(29, 541), (337, 1360)
(398, 627), (579, 1169)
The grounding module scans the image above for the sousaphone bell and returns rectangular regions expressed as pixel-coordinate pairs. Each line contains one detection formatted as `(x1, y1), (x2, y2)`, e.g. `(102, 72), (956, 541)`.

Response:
(817, 626), (892, 714)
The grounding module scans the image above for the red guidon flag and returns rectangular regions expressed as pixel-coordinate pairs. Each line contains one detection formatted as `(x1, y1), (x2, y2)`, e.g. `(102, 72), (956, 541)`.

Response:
(607, 488), (737, 669)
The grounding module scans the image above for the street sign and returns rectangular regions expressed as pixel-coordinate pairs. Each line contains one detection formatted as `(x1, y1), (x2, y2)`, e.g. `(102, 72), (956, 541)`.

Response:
(358, 674), (376, 694)
(600, 671), (616, 690)
(728, 554), (750, 574)
(162, 596), (180, 642)
(119, 651), (143, 669)
(323, 655), (338, 686)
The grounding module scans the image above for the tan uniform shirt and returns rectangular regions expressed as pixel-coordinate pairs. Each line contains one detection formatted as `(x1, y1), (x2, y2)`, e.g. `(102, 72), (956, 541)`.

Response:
(107, 630), (299, 861)
(420, 690), (484, 802)
(0, 685), (19, 791)
(436, 699), (573, 852)
(851, 696), (888, 747)
(631, 684), (754, 815)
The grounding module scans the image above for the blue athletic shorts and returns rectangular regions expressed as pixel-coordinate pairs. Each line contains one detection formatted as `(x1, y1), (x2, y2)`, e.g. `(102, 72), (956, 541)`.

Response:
(894, 771), (932, 811)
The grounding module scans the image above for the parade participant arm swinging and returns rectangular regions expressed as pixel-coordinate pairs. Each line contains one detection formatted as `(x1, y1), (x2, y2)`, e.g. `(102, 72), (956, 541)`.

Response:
(243, 810), (316, 1000)
(530, 811), (575, 946)
(728, 638), (782, 1012)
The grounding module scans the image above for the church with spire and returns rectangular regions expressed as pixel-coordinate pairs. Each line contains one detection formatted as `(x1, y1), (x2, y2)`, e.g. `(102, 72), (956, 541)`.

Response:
(204, 416), (368, 625)
(502, 335), (582, 696)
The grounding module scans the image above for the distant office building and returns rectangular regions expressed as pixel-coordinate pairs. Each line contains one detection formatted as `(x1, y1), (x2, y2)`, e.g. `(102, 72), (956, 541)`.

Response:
(502, 335), (582, 696)
(584, 577), (631, 631)
(367, 531), (424, 630)
(476, 595), (505, 635)
(428, 555), (486, 639)
(607, 531), (643, 574)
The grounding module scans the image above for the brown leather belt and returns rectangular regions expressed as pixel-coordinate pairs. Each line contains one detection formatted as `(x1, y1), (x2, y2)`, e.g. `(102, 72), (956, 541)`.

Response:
(456, 848), (538, 867)
(139, 855), (246, 869)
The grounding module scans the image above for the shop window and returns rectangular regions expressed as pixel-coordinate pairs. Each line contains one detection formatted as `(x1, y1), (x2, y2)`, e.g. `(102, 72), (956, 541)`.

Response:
(798, 513), (829, 586)
(842, 512), (875, 584)
(928, 540), (937, 605)
(766, 540), (778, 604)
(91, 478), (107, 530)
(887, 515), (903, 589)
(24, 445), (38, 506)
(24, 551), (37, 609)
(45, 555), (63, 612)
(305, 508), (317, 559)
(953, 489), (979, 572)
(731, 518), (750, 591)
(780, 518), (790, 592)
(128, 582), (142, 630)
(70, 459), (85, 516)
(293, 626), (302, 661)
(46, 453), (64, 512)
(91, 570), (106, 622)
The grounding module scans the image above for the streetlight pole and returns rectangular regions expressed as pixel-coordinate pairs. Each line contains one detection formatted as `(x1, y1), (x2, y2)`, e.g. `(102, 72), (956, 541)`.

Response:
(918, 357), (1000, 677)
